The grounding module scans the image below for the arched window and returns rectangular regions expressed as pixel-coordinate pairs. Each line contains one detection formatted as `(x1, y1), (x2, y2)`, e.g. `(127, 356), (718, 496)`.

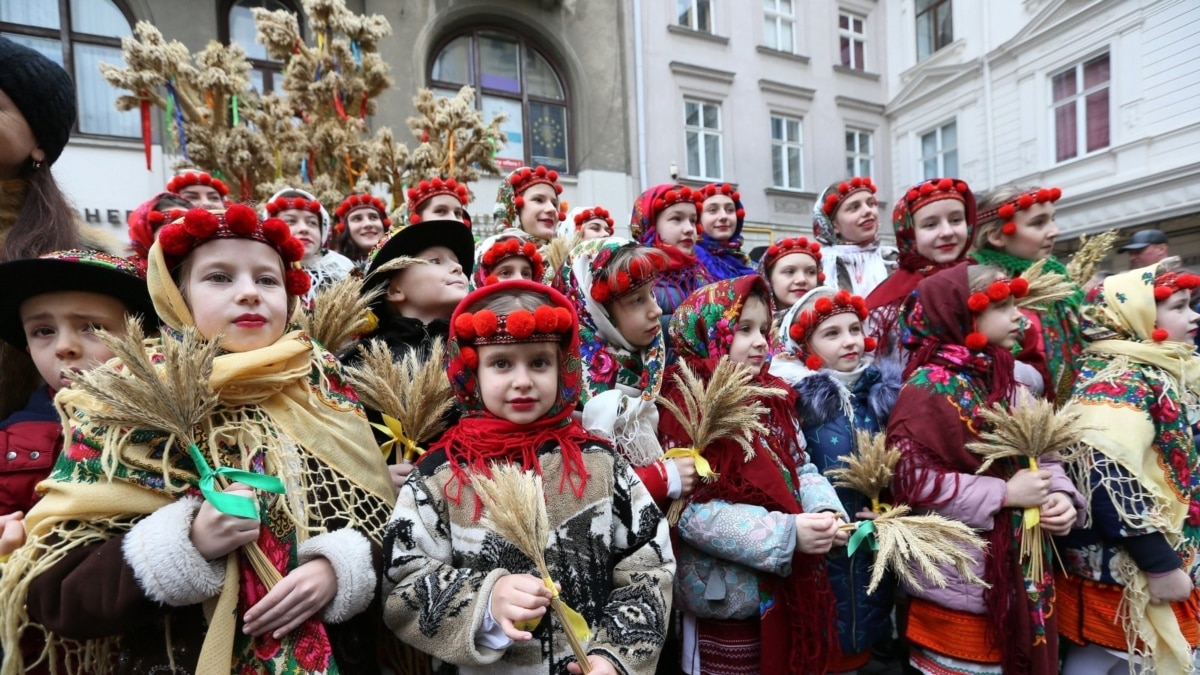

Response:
(0, 0), (137, 138)
(220, 0), (300, 93)
(429, 29), (570, 174)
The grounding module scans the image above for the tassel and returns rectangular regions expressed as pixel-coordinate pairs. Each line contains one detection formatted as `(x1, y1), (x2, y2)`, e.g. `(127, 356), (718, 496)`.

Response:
(140, 96), (152, 171)
(350, 39), (362, 66)
(166, 79), (189, 161)
(333, 91), (348, 121)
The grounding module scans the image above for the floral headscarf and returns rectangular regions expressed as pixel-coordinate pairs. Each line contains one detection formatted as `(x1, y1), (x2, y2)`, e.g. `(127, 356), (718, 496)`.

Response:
(492, 166), (563, 244)
(811, 181), (896, 296)
(695, 183), (755, 280)
(668, 275), (774, 373)
(629, 183), (712, 303)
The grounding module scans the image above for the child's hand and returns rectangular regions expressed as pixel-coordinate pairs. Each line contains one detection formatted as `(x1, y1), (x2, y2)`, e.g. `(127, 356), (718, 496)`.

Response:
(672, 457), (698, 498)
(389, 462), (413, 490)
(567, 654), (619, 674)
(0, 511), (25, 557)
(1148, 568), (1193, 605)
(243, 558), (337, 638)
(1004, 469), (1051, 509)
(190, 482), (261, 560)
(490, 573), (552, 641)
(1038, 492), (1077, 536)
(795, 513), (839, 554)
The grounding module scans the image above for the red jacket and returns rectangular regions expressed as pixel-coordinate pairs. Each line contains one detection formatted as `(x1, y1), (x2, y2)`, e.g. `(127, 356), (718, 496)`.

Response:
(0, 386), (62, 515)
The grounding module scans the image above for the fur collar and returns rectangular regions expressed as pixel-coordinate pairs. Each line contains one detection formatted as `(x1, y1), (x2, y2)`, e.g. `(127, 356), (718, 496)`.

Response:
(791, 357), (903, 429)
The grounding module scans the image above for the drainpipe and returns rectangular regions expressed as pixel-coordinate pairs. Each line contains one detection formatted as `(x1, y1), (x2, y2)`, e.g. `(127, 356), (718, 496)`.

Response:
(981, 3), (996, 188)
(633, 0), (648, 191)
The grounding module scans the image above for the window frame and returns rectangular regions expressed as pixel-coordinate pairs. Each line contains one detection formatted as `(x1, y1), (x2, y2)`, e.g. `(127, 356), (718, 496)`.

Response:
(683, 98), (723, 181)
(918, 120), (958, 180)
(838, 10), (866, 70)
(218, 0), (303, 94)
(0, 0), (137, 139)
(677, 0), (713, 34)
(762, 0), (794, 53)
(1050, 51), (1111, 164)
(915, 0), (952, 61)
(845, 128), (873, 178)
(769, 113), (803, 190)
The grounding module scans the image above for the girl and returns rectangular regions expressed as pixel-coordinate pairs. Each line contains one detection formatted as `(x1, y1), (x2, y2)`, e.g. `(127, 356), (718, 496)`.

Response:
(813, 177), (897, 297)
(406, 177), (469, 225)
(572, 206), (615, 240)
(382, 280), (674, 674)
(971, 185), (1082, 401)
(660, 275), (845, 675)
(493, 166), (564, 245)
(264, 188), (355, 305)
(1056, 266), (1200, 675)
(0, 205), (397, 674)
(332, 192), (391, 271)
(757, 236), (824, 324)
(694, 183), (755, 280)
(866, 177), (975, 359)
(126, 192), (192, 266)
(629, 184), (713, 351)
(771, 287), (902, 673)
(887, 264), (1083, 675)
(557, 236), (697, 506)
(471, 231), (546, 290)
(166, 171), (229, 211)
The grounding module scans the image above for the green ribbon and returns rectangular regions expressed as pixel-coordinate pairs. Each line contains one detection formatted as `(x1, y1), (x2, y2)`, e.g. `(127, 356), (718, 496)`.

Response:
(231, 94), (240, 126)
(186, 444), (285, 520)
(847, 520), (879, 557)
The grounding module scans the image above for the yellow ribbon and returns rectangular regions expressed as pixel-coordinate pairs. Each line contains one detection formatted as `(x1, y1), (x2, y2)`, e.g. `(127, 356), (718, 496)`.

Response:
(371, 414), (423, 462)
(870, 497), (893, 515)
(513, 577), (592, 641)
(661, 447), (717, 481)
(1023, 458), (1041, 529)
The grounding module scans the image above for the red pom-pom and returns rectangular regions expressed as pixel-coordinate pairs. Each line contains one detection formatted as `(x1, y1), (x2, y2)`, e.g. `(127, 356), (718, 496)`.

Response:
(158, 226), (193, 256)
(919, 182), (935, 196)
(1017, 194), (1035, 210)
(967, 293), (991, 313)
(285, 268), (311, 296)
(805, 355), (824, 371)
(1001, 222), (1017, 236)
(225, 203), (258, 234)
(406, 187), (419, 201)
(767, 245), (780, 257)
(261, 217), (289, 243)
(410, 214), (422, 224)
(965, 332), (989, 351)
(954, 182), (968, 193)
(534, 305), (558, 333)
(907, 189), (919, 201)
(183, 208), (219, 238)
(1010, 278), (1030, 297)
(735, 208), (745, 219)
(1049, 187), (1062, 201)
(818, 272), (827, 283)
(863, 336), (877, 352)
(937, 178), (953, 190)
(534, 166), (547, 177)
(789, 322), (804, 342)
(998, 204), (1016, 219)
(834, 289), (852, 305)
(507, 309), (536, 339)
(281, 239), (306, 263)
(591, 284), (612, 303)
(1152, 328), (1170, 342)
(554, 307), (573, 332)
(814, 297), (834, 314)
(850, 177), (863, 188)
(1036, 188), (1051, 203)
(148, 211), (165, 226)
(1154, 286), (1174, 301)
(484, 274), (499, 286)
(838, 182), (851, 195)
(615, 270), (632, 293)
(460, 346), (478, 369)
(987, 281), (1011, 302)
(522, 241), (538, 257)
(473, 310), (499, 338)
(454, 313), (477, 340)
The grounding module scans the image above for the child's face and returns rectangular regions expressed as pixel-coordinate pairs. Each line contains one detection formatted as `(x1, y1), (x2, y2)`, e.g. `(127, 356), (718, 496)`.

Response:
(769, 252), (820, 309)
(987, 202), (1059, 261)
(806, 312), (865, 373)
(346, 207), (384, 252)
(975, 297), (1023, 350)
(178, 185), (224, 210)
(493, 258), (534, 282)
(833, 192), (880, 244)
(419, 194), (465, 223)
(607, 283), (663, 348)
(518, 184), (559, 241)
(729, 295), (771, 369)
(386, 245), (468, 323)
(1156, 289), (1200, 343)
(183, 239), (289, 353)
(700, 195), (737, 242)
(654, 203), (698, 255)
(912, 200), (968, 263)
(20, 291), (127, 389)
(580, 219), (611, 240)
(477, 341), (559, 424)
(280, 209), (322, 261)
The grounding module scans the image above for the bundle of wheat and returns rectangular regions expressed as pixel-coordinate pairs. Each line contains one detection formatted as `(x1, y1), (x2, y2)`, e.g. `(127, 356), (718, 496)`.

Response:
(841, 505), (989, 594)
(297, 274), (383, 354)
(1065, 229), (1119, 287)
(826, 430), (900, 514)
(1016, 258), (1079, 311)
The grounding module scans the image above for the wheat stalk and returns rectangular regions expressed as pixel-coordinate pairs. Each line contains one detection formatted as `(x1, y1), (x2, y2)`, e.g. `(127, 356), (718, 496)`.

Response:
(1066, 229), (1118, 287)
(1016, 258), (1078, 311)
(69, 317), (283, 587)
(297, 274), (383, 354)
(657, 357), (785, 523)
(842, 505), (989, 594)
(826, 430), (900, 512)
(474, 464), (592, 673)
(540, 236), (572, 283)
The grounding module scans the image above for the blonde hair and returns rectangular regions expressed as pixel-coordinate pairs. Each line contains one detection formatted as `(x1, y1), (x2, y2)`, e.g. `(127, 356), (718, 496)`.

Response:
(972, 184), (1037, 251)
(467, 288), (550, 315)
(967, 264), (1007, 293)
(600, 244), (668, 280)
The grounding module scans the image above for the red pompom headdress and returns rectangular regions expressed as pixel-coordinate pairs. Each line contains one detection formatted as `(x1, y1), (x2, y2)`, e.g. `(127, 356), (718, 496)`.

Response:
(964, 277), (1030, 351)
(478, 236), (546, 287)
(405, 177), (470, 224)
(651, 185), (703, 216)
(821, 176), (877, 217)
(700, 183), (746, 220)
(508, 166), (565, 219)
(265, 195), (324, 221)
(1150, 271), (1200, 342)
(787, 289), (874, 369)
(761, 237), (825, 282)
(977, 187), (1063, 236)
(453, 303), (574, 350)
(904, 177), (970, 218)
(574, 206), (614, 233)
(589, 250), (669, 304)
(166, 171), (230, 198)
(334, 193), (392, 233)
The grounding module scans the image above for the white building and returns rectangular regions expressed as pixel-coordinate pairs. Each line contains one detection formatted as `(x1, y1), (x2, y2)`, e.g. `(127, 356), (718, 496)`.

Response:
(883, 0), (1200, 265)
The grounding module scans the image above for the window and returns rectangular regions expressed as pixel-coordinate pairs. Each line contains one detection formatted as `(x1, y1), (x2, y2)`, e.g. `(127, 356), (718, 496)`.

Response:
(920, 121), (958, 179)
(845, 129), (872, 178)
(685, 99), (722, 180)
(916, 0), (952, 61)
(839, 12), (865, 70)
(429, 30), (569, 173)
(0, 0), (136, 137)
(677, 0), (712, 33)
(770, 115), (802, 189)
(221, 0), (299, 93)
(1052, 53), (1110, 163)
(763, 0), (793, 52)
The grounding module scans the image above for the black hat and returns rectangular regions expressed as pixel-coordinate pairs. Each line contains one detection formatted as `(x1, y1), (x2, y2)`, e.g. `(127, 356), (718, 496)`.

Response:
(0, 36), (77, 166)
(0, 250), (158, 347)
(363, 220), (475, 310)
(1119, 229), (1168, 252)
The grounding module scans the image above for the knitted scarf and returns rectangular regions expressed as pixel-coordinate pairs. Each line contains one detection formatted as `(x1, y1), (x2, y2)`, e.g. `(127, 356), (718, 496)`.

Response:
(630, 185), (713, 320)
(659, 275), (837, 674)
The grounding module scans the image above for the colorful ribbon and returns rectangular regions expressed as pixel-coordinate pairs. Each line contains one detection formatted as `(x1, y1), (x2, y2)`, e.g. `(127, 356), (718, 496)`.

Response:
(140, 96), (151, 170)
(231, 94), (240, 126)
(185, 443), (285, 520)
(847, 520), (879, 557)
(514, 577), (592, 642)
(1023, 458), (1041, 530)
(165, 78), (189, 161)
(661, 447), (717, 481)
(371, 414), (423, 462)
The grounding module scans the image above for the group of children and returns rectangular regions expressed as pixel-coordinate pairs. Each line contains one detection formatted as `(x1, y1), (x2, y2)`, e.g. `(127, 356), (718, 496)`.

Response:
(0, 162), (1196, 675)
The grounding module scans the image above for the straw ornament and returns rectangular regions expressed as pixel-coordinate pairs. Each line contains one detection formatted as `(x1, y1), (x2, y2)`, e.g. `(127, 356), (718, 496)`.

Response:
(296, 273), (383, 354)
(825, 430), (900, 514)
(1065, 229), (1119, 287)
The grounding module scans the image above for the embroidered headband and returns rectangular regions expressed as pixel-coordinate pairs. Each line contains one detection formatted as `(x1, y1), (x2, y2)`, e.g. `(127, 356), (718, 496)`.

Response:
(166, 171), (229, 197)
(479, 236), (545, 286)
(453, 303), (575, 367)
(406, 177), (469, 224)
(905, 178), (970, 215)
(574, 206), (614, 232)
(1150, 272), (1200, 342)
(978, 187), (1063, 236)
(590, 251), (668, 303)
(788, 289), (874, 370)
(700, 183), (745, 219)
(334, 193), (392, 232)
(652, 185), (703, 214)
(964, 277), (1030, 350)
(821, 176), (877, 216)
(761, 237), (824, 280)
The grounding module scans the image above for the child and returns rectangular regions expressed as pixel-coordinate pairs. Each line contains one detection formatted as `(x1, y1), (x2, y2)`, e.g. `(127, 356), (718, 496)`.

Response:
(471, 230), (546, 289)
(557, 236), (697, 506)
(694, 183), (755, 280)
(971, 185), (1083, 402)
(406, 176), (470, 225)
(382, 279), (675, 674)
(572, 206), (615, 240)
(126, 192), (192, 263)
(659, 275), (846, 674)
(265, 188), (355, 305)
(165, 170), (229, 210)
(0, 250), (157, 519)
(629, 184), (713, 351)
(866, 177), (976, 359)
(332, 192), (392, 271)
(756, 236), (824, 324)
(771, 287), (902, 673)
(1056, 266), (1200, 675)
(0, 205), (397, 674)
(887, 264), (1083, 675)
(813, 177), (897, 297)
(494, 166), (564, 245)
